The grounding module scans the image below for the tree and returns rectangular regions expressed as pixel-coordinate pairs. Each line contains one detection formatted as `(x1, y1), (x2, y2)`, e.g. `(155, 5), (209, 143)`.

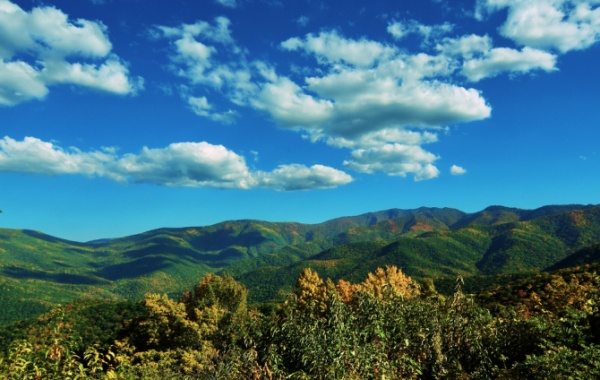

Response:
(357, 265), (421, 300)
(293, 268), (334, 315)
(181, 273), (249, 348)
(113, 274), (253, 377)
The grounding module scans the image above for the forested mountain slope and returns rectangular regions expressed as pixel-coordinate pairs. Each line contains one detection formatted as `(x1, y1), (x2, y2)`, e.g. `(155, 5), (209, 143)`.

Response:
(234, 205), (600, 302)
(0, 204), (598, 324)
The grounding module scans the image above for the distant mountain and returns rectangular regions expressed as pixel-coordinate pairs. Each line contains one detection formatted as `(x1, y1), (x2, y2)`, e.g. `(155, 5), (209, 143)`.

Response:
(233, 205), (600, 302)
(450, 204), (596, 228)
(1, 204), (599, 324)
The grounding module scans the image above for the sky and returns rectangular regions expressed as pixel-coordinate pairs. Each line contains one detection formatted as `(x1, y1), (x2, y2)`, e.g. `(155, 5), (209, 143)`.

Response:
(1, 0), (599, 241)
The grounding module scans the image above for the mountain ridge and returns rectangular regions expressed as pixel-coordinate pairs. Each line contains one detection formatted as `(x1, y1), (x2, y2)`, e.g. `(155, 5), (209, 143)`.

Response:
(1, 203), (599, 324)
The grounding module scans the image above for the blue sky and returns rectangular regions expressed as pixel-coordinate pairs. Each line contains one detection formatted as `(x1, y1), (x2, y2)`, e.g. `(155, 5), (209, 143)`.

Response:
(1, 0), (599, 241)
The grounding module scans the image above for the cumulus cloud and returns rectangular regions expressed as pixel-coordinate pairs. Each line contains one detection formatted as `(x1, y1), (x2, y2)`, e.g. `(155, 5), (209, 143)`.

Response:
(437, 34), (493, 59)
(477, 0), (600, 53)
(254, 29), (498, 180)
(450, 165), (467, 175)
(0, 136), (113, 176)
(387, 22), (408, 40)
(0, 136), (352, 191)
(461, 46), (557, 81)
(437, 34), (557, 81)
(156, 5), (595, 181)
(281, 30), (395, 67)
(43, 57), (143, 94)
(415, 164), (441, 181)
(0, 0), (142, 105)
(326, 130), (439, 149)
(0, 61), (48, 105)
(252, 75), (333, 129)
(188, 96), (238, 124)
(153, 17), (255, 120)
(343, 144), (439, 180)
(302, 70), (491, 138)
(110, 142), (253, 188)
(256, 164), (353, 190)
(250, 31), (492, 180)
(243, 60), (486, 181)
(387, 20), (454, 44)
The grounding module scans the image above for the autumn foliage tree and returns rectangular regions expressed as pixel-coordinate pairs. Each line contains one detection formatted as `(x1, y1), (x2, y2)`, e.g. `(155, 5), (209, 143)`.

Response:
(356, 265), (421, 300)
(116, 274), (250, 377)
(294, 268), (334, 315)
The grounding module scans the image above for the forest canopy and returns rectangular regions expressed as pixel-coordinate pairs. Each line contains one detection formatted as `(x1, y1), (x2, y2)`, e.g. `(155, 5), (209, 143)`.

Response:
(1, 265), (600, 379)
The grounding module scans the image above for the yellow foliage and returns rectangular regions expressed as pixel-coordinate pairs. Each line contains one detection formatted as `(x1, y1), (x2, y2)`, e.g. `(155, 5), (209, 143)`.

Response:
(141, 293), (204, 348)
(357, 265), (420, 300)
(294, 268), (331, 313)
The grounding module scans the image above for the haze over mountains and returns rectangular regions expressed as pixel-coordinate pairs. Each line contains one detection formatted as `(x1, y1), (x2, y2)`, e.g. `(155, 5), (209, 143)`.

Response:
(1, 203), (599, 324)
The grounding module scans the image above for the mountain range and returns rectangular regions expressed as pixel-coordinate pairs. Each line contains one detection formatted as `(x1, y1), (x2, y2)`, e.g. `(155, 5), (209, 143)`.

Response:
(1, 203), (599, 324)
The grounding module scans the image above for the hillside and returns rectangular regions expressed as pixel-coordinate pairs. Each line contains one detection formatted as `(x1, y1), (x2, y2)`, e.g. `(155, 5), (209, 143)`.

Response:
(234, 205), (600, 302)
(1, 204), (599, 324)
(546, 243), (600, 271)
(0, 207), (463, 324)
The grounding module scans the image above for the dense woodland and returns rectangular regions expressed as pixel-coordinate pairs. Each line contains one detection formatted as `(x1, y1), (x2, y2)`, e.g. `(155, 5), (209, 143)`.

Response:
(1, 204), (600, 378)
(1, 265), (600, 379)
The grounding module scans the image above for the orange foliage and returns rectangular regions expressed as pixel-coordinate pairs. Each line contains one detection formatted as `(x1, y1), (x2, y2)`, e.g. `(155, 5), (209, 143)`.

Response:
(335, 279), (356, 303)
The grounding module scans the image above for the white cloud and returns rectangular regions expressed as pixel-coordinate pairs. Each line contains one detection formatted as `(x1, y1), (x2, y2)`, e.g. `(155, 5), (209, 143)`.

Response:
(437, 34), (493, 59)
(0, 61), (48, 105)
(450, 165), (467, 175)
(156, 11), (588, 181)
(251, 60), (473, 181)
(154, 17), (255, 118)
(414, 164), (440, 181)
(281, 30), (395, 67)
(27, 6), (112, 57)
(175, 35), (214, 62)
(252, 76), (333, 129)
(387, 22), (408, 40)
(257, 164), (353, 190)
(273, 30), (491, 183)
(42, 57), (143, 95)
(0, 0), (142, 105)
(188, 96), (238, 123)
(437, 33), (558, 81)
(296, 69), (491, 139)
(111, 142), (253, 188)
(387, 20), (454, 44)
(326, 130), (439, 149)
(478, 0), (600, 52)
(343, 144), (439, 180)
(0, 136), (112, 176)
(462, 46), (557, 81)
(0, 136), (352, 191)
(156, 17), (491, 180)
(155, 17), (236, 46)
